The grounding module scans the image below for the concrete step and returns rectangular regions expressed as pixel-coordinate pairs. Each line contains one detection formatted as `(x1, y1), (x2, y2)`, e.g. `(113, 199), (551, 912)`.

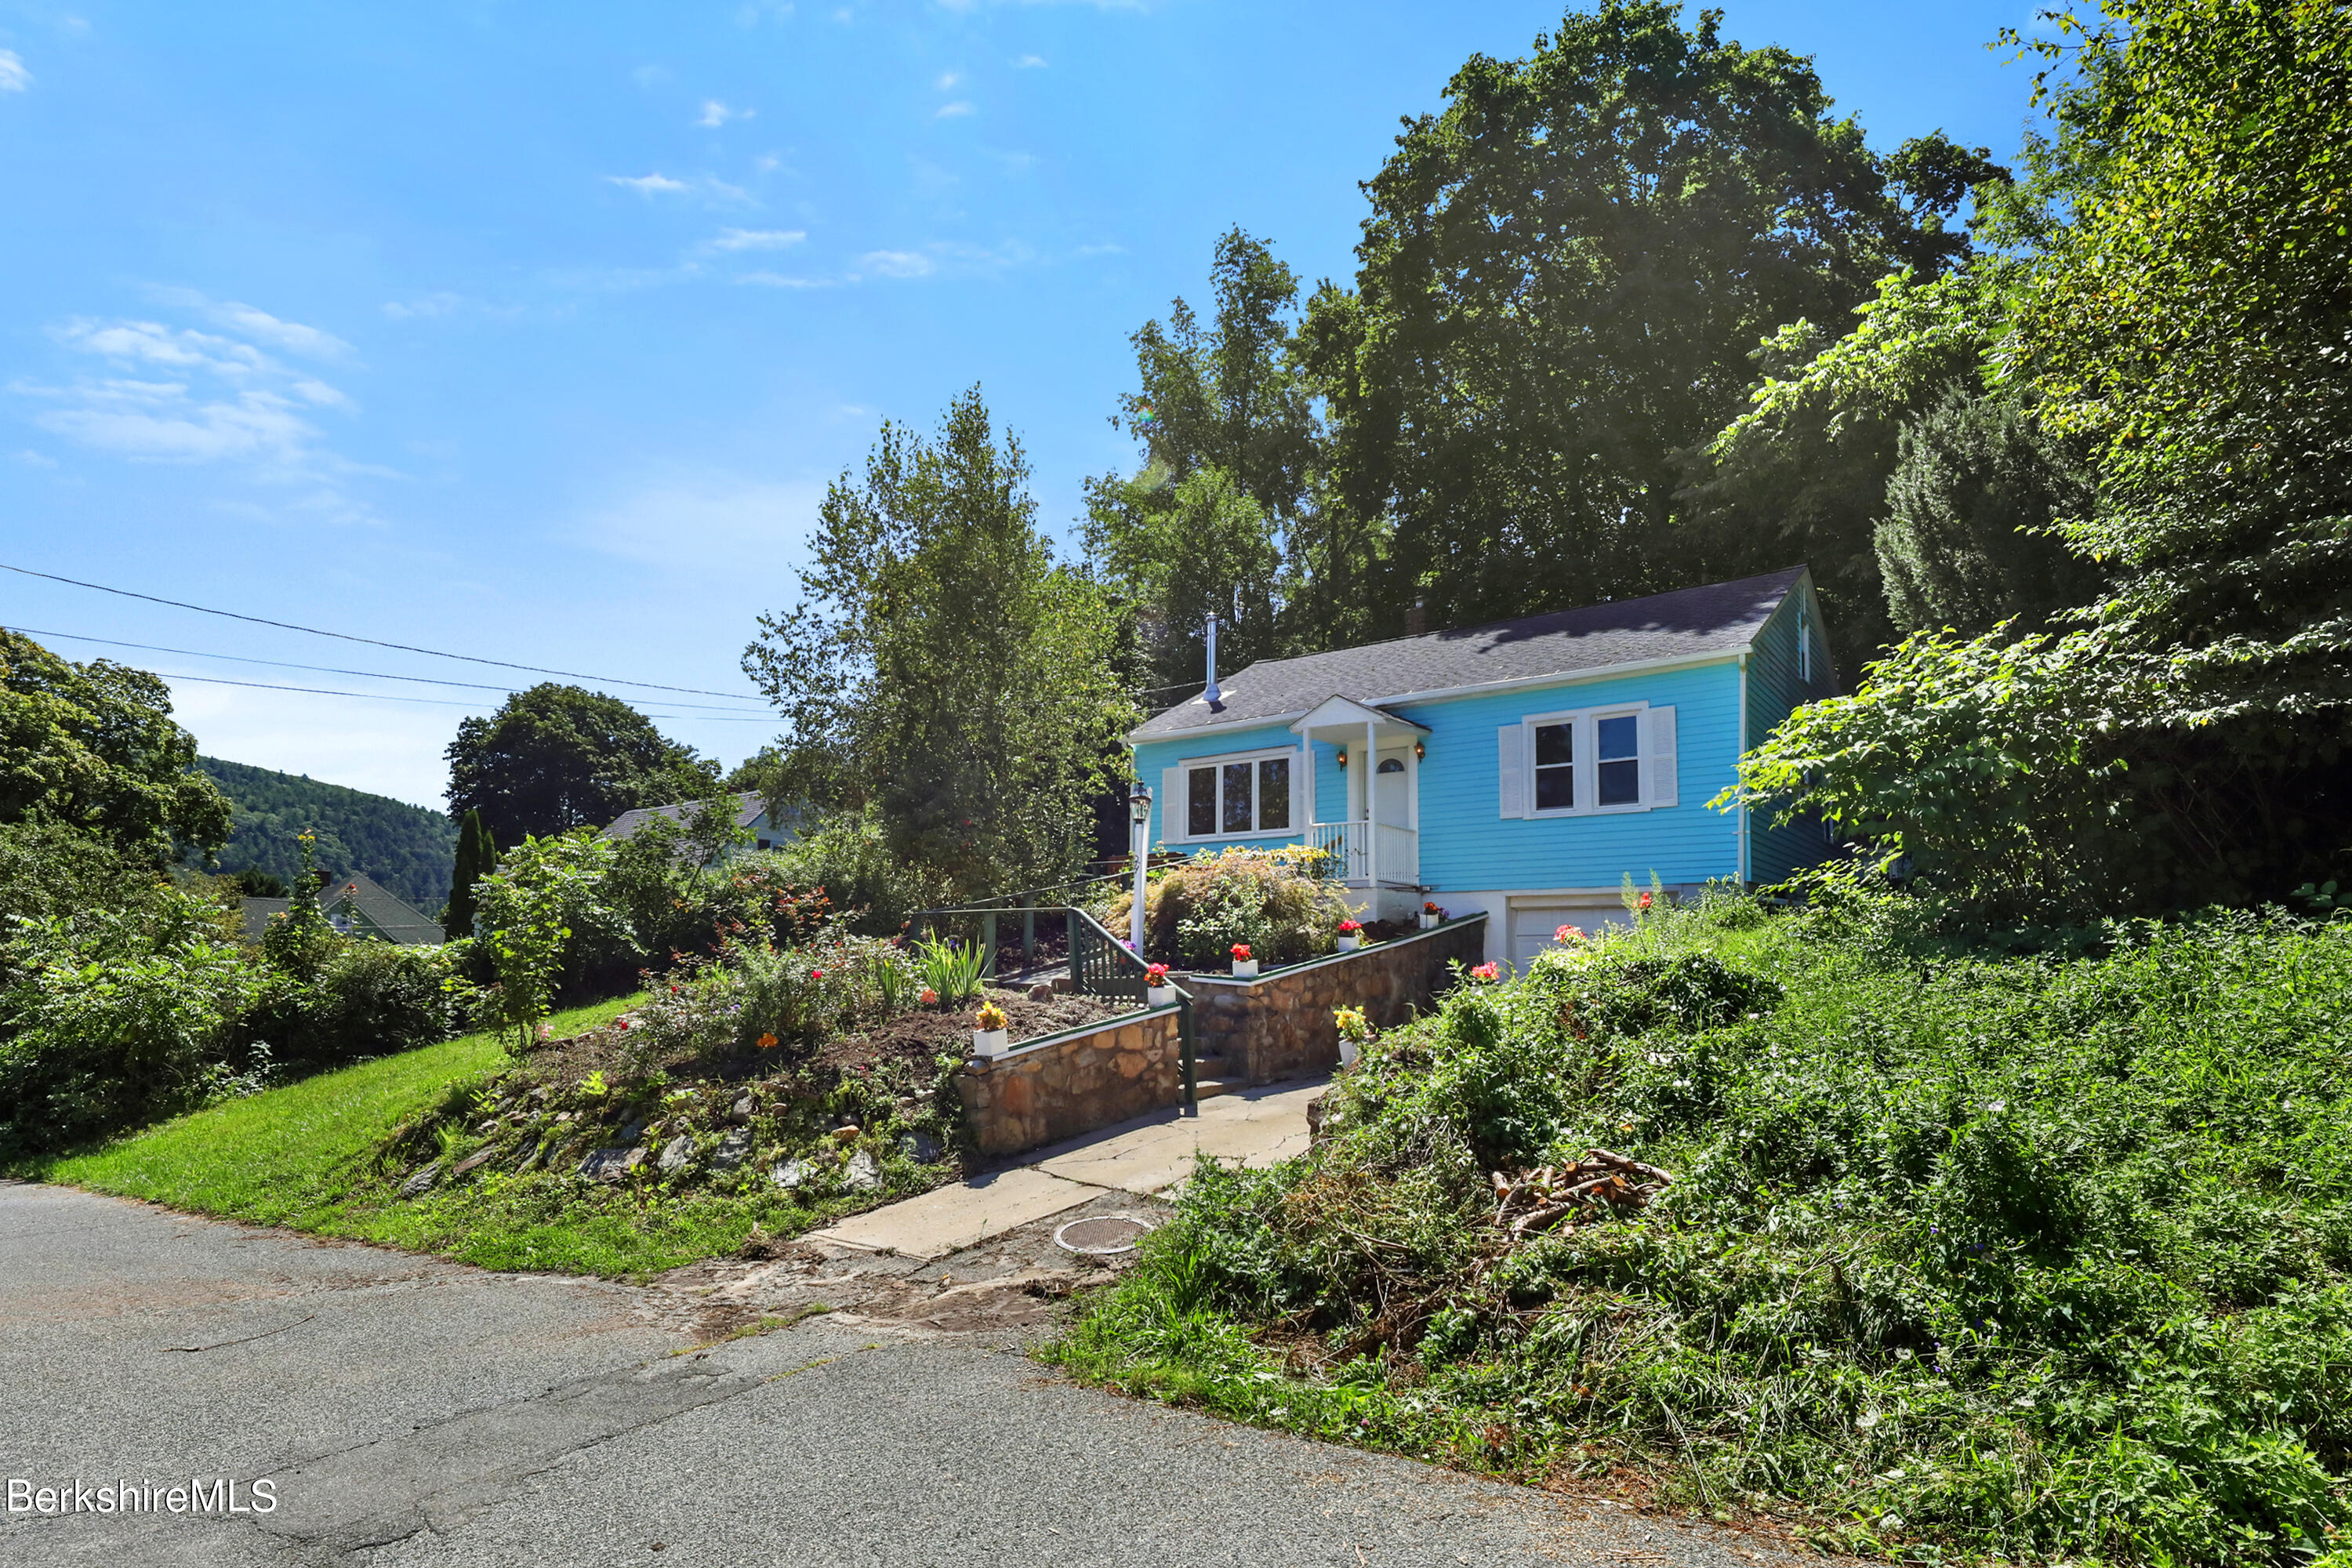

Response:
(1192, 1079), (1238, 1101)
(1188, 1053), (1238, 1101)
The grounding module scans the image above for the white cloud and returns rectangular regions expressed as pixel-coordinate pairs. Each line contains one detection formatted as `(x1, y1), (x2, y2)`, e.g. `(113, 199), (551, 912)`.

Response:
(935, 100), (975, 119)
(12, 448), (58, 468)
(381, 292), (465, 320)
(147, 289), (354, 358)
(0, 51), (28, 91)
(1012, 54), (1047, 68)
(606, 172), (754, 204)
(20, 299), (367, 491)
(858, 250), (935, 278)
(753, 151), (784, 173)
(735, 271), (833, 288)
(696, 99), (753, 128)
(633, 64), (672, 88)
(936, 70), (963, 90)
(1076, 241), (1126, 257)
(704, 227), (805, 252)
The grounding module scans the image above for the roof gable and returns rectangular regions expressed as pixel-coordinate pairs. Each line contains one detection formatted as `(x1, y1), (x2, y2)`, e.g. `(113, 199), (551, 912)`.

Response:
(1131, 567), (1807, 742)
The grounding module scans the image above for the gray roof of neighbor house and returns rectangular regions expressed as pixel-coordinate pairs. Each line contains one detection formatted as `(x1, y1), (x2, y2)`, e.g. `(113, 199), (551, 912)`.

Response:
(325, 873), (445, 946)
(603, 791), (789, 844)
(1130, 567), (1809, 742)
(241, 874), (443, 946)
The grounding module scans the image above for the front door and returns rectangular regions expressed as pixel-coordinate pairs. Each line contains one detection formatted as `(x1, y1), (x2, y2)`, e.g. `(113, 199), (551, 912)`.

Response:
(1372, 750), (1410, 828)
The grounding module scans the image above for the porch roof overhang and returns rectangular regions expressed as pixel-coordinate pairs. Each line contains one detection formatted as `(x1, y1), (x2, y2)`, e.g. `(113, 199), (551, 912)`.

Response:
(1288, 694), (1429, 744)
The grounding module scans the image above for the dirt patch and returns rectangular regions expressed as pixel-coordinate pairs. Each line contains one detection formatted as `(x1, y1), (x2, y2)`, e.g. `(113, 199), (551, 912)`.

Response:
(818, 988), (1127, 1074)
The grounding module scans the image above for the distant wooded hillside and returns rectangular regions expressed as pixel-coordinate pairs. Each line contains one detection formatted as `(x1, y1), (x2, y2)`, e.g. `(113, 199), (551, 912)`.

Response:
(197, 757), (458, 911)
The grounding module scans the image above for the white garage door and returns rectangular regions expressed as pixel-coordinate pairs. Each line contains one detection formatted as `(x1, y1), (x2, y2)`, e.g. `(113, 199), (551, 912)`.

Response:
(1508, 902), (1631, 971)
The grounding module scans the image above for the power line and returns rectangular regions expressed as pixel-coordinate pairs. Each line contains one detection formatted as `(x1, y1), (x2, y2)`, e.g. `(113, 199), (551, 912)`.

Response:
(2, 626), (771, 714)
(148, 669), (779, 721)
(0, 560), (765, 702)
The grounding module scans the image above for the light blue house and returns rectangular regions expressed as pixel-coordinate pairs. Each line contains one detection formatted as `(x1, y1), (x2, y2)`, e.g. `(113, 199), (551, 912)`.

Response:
(1126, 567), (1837, 968)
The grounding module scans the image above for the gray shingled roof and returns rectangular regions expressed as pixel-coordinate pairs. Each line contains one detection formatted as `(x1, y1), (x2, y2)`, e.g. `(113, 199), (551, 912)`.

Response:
(603, 790), (770, 843)
(325, 873), (445, 946)
(1131, 567), (1806, 741)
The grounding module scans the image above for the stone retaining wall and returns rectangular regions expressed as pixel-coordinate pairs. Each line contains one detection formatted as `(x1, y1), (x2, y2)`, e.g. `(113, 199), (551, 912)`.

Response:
(1179, 915), (1489, 1084)
(955, 1006), (1181, 1157)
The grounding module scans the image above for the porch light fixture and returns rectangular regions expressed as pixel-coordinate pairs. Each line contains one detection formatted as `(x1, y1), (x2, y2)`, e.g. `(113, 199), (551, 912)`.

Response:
(1414, 740), (1426, 760)
(1334, 749), (1348, 769)
(1127, 783), (1152, 826)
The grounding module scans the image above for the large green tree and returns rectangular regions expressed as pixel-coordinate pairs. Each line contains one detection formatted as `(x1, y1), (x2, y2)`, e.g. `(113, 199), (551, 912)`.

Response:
(1738, 0), (2352, 911)
(444, 684), (719, 848)
(1301, 1), (2002, 634)
(1085, 228), (1341, 692)
(0, 630), (230, 865)
(746, 387), (1133, 898)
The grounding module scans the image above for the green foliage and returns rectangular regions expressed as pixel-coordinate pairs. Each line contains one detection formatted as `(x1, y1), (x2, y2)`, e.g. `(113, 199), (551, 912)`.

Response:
(1300, 2), (2001, 634)
(910, 935), (984, 1004)
(0, 630), (230, 864)
(635, 932), (918, 1061)
(1054, 896), (2352, 1564)
(1099, 846), (1352, 968)
(1876, 387), (2100, 637)
(471, 829), (629, 1049)
(743, 387), (1134, 899)
(0, 819), (164, 939)
(1085, 228), (1344, 685)
(0, 888), (259, 1157)
(198, 756), (459, 911)
(1740, 0), (2352, 911)
(753, 808), (937, 935)
(443, 808), (495, 940)
(259, 830), (339, 977)
(1729, 629), (2146, 915)
(241, 939), (470, 1070)
(445, 683), (720, 848)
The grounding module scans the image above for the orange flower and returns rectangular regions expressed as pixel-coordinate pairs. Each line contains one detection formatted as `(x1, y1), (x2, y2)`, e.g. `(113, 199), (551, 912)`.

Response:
(757, 1032), (779, 1050)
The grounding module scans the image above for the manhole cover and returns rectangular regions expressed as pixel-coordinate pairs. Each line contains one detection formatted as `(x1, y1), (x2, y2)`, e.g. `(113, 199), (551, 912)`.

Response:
(1054, 1214), (1156, 1257)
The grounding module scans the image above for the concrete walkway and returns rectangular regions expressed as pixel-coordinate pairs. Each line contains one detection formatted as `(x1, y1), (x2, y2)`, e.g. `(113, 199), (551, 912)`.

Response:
(805, 1077), (1324, 1261)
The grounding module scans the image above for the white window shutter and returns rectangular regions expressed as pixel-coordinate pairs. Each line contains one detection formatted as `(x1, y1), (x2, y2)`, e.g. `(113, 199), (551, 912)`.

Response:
(1642, 706), (1678, 808)
(1289, 749), (1306, 831)
(1497, 724), (1526, 818)
(1160, 766), (1185, 843)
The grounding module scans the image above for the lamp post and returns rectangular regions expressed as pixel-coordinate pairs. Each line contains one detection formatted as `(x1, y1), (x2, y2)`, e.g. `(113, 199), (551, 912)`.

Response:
(1127, 783), (1152, 958)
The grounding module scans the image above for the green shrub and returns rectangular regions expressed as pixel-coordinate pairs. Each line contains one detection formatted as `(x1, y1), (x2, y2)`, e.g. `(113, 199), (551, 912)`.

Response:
(0, 891), (260, 1156)
(1054, 896), (2352, 1565)
(242, 940), (470, 1069)
(759, 809), (941, 935)
(0, 821), (165, 950)
(1099, 847), (1354, 968)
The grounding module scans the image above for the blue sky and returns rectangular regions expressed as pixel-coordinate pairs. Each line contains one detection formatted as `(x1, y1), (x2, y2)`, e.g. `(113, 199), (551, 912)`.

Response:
(1, 0), (2040, 811)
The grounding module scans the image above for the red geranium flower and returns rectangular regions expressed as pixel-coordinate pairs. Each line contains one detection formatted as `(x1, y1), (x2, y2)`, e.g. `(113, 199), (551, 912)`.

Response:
(1468, 961), (1501, 982)
(1337, 920), (1362, 934)
(1231, 944), (1252, 960)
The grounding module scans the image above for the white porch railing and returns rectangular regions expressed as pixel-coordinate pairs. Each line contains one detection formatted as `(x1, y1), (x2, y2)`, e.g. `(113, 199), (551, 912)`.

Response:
(1305, 821), (1418, 885)
(1376, 822), (1419, 885)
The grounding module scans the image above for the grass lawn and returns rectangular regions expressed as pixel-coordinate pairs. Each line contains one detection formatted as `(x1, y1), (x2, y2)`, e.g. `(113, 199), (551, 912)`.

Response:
(27, 993), (891, 1279)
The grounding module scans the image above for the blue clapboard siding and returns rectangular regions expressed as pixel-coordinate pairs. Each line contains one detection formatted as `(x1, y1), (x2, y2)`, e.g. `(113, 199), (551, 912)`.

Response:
(1137, 720), (1303, 855)
(1393, 660), (1743, 892)
(1742, 580), (1839, 885)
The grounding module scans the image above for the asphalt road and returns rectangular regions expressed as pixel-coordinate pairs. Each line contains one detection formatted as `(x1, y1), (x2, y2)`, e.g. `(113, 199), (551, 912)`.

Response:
(1, 1182), (1800, 1568)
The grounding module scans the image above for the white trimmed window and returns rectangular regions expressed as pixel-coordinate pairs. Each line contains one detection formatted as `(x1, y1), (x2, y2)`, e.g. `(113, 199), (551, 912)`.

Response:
(1160, 747), (1302, 842)
(1496, 703), (1677, 818)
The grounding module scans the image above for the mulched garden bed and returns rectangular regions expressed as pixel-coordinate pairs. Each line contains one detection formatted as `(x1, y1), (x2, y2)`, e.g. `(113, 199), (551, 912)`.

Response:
(510, 985), (1129, 1093)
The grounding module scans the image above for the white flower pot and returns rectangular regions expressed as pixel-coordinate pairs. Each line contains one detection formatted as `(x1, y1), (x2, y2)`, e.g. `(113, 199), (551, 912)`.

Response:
(1336, 934), (1361, 951)
(973, 1029), (1009, 1057)
(1146, 985), (1177, 1006)
(1419, 913), (1439, 930)
(1231, 959), (1258, 978)
(1338, 1039), (1361, 1070)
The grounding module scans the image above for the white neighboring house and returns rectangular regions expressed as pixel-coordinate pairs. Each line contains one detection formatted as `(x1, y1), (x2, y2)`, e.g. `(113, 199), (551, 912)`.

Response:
(601, 790), (800, 863)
